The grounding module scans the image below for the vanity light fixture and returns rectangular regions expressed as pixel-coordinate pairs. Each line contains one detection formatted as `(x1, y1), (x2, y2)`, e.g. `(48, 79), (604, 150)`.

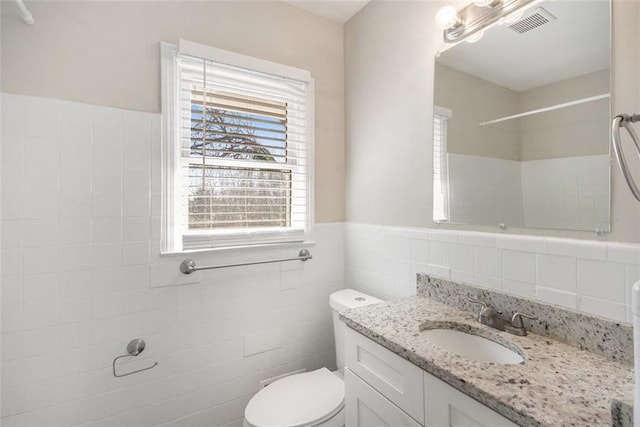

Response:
(465, 31), (485, 43)
(436, 0), (537, 43)
(473, 0), (500, 7)
(435, 5), (462, 30)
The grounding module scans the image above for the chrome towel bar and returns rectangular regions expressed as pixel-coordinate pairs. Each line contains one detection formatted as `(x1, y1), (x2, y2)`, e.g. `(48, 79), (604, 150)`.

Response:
(180, 249), (312, 274)
(611, 113), (640, 201)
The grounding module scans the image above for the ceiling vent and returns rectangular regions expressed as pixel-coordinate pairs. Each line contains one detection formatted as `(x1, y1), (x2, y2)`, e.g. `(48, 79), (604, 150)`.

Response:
(509, 7), (557, 34)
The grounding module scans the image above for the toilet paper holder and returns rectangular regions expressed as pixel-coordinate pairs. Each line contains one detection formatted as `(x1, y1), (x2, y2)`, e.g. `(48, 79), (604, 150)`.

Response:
(112, 338), (159, 378)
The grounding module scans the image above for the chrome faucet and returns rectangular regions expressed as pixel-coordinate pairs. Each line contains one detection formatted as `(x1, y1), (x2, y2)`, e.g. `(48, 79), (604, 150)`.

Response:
(467, 296), (537, 336)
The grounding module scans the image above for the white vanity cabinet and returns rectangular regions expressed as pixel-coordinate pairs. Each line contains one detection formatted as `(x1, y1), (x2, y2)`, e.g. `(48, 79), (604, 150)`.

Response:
(344, 327), (519, 427)
(344, 327), (424, 425)
(344, 369), (422, 427)
(424, 374), (518, 427)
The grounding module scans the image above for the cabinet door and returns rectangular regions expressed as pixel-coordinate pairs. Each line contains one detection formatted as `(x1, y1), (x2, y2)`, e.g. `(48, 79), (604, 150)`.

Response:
(345, 328), (424, 424)
(345, 368), (422, 427)
(424, 373), (518, 427)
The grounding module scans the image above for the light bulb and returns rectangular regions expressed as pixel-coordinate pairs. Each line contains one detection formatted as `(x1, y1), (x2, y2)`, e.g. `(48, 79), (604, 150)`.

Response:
(435, 6), (461, 30)
(473, 0), (496, 6)
(465, 31), (484, 43)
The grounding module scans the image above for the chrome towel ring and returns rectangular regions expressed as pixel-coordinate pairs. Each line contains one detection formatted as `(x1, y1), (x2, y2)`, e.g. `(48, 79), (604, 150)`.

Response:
(611, 113), (640, 201)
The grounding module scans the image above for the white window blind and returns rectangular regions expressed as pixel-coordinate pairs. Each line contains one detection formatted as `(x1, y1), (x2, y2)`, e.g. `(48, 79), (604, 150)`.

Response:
(161, 41), (313, 252)
(433, 107), (451, 222)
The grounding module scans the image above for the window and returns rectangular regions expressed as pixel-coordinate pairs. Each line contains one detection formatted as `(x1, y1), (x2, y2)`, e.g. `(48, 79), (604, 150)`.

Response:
(161, 40), (314, 253)
(433, 106), (451, 222)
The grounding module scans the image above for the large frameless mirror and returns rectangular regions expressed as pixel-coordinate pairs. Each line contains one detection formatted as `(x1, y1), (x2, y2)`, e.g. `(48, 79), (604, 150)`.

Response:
(433, 0), (611, 233)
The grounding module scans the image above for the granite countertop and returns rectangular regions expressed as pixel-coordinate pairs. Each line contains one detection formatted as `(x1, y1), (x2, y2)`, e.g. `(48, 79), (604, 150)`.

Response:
(341, 296), (633, 427)
(611, 373), (634, 427)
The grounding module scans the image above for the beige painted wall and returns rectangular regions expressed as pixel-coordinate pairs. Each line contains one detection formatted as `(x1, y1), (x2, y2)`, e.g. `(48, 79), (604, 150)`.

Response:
(519, 69), (610, 160)
(0, 1), (345, 223)
(345, 0), (640, 242)
(434, 63), (520, 160)
(436, 65), (610, 161)
(345, 1), (435, 227)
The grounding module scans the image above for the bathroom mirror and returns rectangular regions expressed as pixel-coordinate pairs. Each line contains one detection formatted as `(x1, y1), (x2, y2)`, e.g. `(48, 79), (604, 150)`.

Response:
(433, 0), (611, 233)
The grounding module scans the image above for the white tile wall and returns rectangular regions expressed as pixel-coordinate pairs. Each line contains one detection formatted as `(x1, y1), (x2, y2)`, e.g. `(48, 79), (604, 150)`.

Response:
(521, 155), (610, 232)
(447, 154), (525, 227)
(345, 223), (640, 323)
(446, 153), (610, 232)
(1, 94), (344, 426)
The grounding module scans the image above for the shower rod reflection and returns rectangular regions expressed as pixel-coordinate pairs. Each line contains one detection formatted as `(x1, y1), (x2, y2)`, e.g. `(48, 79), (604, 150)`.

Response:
(15, 0), (34, 25)
(180, 249), (313, 274)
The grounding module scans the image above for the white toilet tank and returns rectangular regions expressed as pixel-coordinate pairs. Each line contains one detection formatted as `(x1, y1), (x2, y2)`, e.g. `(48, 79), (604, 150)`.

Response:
(329, 289), (382, 374)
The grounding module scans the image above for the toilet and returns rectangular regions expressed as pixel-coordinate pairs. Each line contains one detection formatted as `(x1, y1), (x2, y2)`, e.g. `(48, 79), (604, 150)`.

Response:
(243, 288), (382, 427)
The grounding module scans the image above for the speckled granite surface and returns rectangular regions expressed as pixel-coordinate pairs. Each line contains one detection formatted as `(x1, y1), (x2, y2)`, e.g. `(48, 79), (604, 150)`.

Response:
(341, 283), (634, 426)
(418, 274), (634, 365)
(611, 373), (634, 427)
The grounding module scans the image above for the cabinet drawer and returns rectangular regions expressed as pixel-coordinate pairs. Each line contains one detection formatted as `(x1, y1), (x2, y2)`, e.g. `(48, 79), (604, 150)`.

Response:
(345, 327), (424, 424)
(424, 373), (518, 427)
(345, 368), (422, 427)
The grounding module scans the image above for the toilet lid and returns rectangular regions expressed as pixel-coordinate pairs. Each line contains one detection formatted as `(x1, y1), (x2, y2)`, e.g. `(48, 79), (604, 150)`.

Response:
(245, 368), (344, 427)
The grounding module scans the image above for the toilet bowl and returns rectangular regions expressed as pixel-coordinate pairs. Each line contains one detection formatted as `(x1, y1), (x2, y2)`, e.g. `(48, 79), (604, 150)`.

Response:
(242, 288), (382, 427)
(244, 368), (345, 427)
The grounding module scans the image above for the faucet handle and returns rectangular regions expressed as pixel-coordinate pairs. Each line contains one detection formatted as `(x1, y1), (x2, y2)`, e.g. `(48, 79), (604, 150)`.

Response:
(467, 296), (488, 321)
(511, 312), (537, 328)
(467, 295), (487, 309)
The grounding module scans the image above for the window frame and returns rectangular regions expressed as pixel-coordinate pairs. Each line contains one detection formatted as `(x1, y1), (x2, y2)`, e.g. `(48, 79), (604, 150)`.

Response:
(160, 40), (314, 254)
(433, 105), (452, 223)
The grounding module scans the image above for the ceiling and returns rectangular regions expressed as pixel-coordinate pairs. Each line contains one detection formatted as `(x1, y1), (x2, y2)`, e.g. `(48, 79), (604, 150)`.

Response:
(282, 0), (370, 24)
(437, 0), (610, 92)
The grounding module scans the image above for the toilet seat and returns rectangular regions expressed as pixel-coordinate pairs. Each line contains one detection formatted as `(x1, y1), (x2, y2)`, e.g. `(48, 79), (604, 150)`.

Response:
(244, 368), (344, 427)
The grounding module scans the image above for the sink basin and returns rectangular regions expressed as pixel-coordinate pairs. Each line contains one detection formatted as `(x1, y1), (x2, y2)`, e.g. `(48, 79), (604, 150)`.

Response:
(421, 328), (524, 364)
